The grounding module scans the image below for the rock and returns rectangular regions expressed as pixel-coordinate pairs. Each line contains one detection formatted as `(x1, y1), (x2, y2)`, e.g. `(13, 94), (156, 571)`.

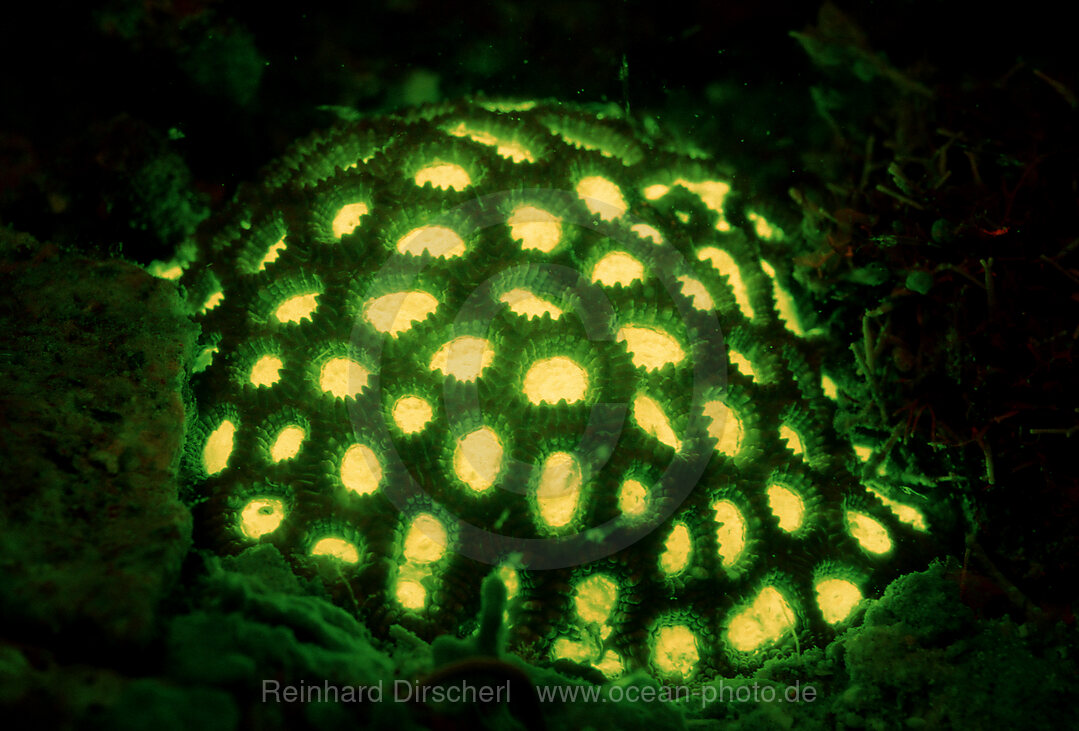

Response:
(0, 229), (195, 646)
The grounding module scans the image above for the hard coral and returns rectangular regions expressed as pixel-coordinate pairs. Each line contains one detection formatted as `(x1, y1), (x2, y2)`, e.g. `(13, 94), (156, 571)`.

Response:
(176, 98), (938, 681)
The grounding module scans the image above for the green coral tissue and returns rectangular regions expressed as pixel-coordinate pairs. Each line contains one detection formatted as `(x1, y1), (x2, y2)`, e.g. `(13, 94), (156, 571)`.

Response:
(172, 98), (938, 683)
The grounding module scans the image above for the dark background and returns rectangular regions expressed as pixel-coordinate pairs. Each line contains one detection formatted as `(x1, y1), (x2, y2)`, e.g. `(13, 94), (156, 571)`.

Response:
(1, 1), (1072, 260)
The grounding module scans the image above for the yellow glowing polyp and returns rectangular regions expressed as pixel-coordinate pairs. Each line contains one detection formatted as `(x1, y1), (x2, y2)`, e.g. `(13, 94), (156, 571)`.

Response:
(633, 394), (681, 451)
(203, 419), (236, 475)
(275, 293), (319, 324)
(430, 336), (494, 382)
(816, 579), (862, 624)
(575, 574), (618, 625)
(760, 261), (803, 335)
(618, 479), (648, 517)
(748, 212), (781, 241)
(479, 99), (536, 112)
(202, 290), (224, 312)
(697, 247), (753, 319)
(331, 202), (369, 238)
(591, 251), (644, 287)
(499, 288), (563, 319)
(496, 141), (534, 162)
(868, 487), (928, 532)
(397, 580), (427, 610)
(152, 263), (184, 280)
(617, 326), (685, 371)
(727, 586), (795, 653)
(270, 425), (304, 462)
(364, 291), (438, 335)
(320, 356), (370, 398)
(704, 400), (744, 456)
(258, 235), (287, 270)
(660, 522), (692, 576)
(847, 510), (893, 554)
(496, 564), (520, 621)
(250, 354), (283, 387)
(821, 375), (839, 400)
(576, 176), (627, 221)
(446, 122), (535, 162)
(414, 162), (471, 191)
(404, 513), (448, 563)
(594, 651), (624, 678)
(447, 121), (499, 146)
(675, 178), (731, 231)
(341, 444), (382, 496)
(311, 537), (360, 564)
(392, 396), (433, 434)
(676, 275), (715, 311)
(397, 225), (466, 258)
(728, 349), (756, 378)
(523, 356), (588, 405)
(508, 205), (562, 252)
(552, 638), (592, 664)
(630, 223), (664, 244)
(779, 425), (804, 456)
(713, 499), (746, 568)
(652, 625), (699, 679)
(453, 427), (503, 492)
(536, 452), (582, 528)
(643, 184), (669, 200)
(240, 498), (285, 539)
(766, 484), (804, 533)
(497, 564), (520, 600)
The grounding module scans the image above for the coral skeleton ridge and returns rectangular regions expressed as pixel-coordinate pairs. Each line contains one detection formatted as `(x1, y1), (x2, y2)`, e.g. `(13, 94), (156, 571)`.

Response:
(175, 98), (934, 682)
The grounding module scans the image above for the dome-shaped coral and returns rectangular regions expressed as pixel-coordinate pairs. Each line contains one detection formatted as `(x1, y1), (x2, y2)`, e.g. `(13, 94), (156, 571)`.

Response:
(178, 99), (934, 681)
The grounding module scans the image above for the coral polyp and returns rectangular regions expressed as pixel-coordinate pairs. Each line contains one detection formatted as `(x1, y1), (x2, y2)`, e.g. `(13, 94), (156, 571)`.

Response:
(179, 98), (934, 681)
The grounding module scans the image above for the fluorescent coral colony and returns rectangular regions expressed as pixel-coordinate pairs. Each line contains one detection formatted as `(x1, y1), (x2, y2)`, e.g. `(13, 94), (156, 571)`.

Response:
(173, 99), (935, 683)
